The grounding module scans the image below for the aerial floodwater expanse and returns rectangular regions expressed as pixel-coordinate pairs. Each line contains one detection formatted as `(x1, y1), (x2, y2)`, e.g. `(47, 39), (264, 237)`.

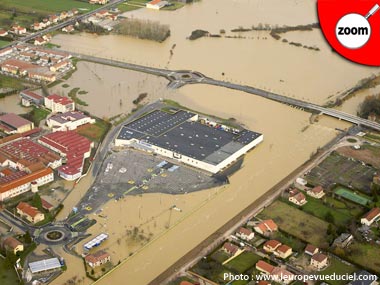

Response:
(0, 0), (380, 285)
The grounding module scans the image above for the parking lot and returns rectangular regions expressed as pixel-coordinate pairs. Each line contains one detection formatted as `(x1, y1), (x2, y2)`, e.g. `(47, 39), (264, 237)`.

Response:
(76, 149), (226, 215)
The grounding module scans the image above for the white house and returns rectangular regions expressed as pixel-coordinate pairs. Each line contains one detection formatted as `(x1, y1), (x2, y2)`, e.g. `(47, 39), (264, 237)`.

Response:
(146, 0), (168, 10)
(361, 207), (380, 226)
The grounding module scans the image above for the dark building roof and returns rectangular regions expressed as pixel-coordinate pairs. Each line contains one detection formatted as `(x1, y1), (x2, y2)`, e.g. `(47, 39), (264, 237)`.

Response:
(350, 270), (378, 285)
(0, 113), (32, 129)
(117, 109), (262, 166)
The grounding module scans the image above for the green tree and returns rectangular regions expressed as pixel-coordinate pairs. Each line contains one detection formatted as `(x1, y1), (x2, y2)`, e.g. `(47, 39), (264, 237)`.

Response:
(325, 211), (335, 224)
(32, 193), (42, 211)
(24, 230), (32, 244)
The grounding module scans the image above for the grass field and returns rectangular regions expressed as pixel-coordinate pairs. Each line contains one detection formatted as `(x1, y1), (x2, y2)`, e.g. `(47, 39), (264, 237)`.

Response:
(224, 252), (262, 274)
(0, 0), (99, 14)
(272, 231), (305, 252)
(0, 258), (20, 285)
(0, 75), (24, 91)
(345, 242), (380, 274)
(210, 250), (230, 264)
(0, 39), (10, 48)
(305, 151), (375, 194)
(258, 200), (330, 248)
(75, 119), (110, 143)
(319, 256), (357, 285)
(334, 187), (371, 206)
(295, 196), (355, 227)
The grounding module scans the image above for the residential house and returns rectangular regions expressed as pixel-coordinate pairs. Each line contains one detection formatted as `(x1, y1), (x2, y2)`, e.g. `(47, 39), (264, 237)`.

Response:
(307, 185), (325, 199)
(304, 244), (319, 256)
(253, 219), (278, 236)
(0, 30), (8, 37)
(274, 244), (292, 259)
(222, 242), (239, 256)
(361, 207), (380, 226)
(34, 37), (46, 46)
(310, 253), (328, 270)
(41, 198), (54, 212)
(11, 26), (26, 35)
(0, 47), (13, 57)
(236, 227), (255, 241)
(333, 233), (353, 248)
(263, 240), (282, 253)
(85, 250), (111, 268)
(271, 267), (295, 285)
(289, 190), (307, 206)
(146, 0), (169, 10)
(2, 236), (24, 254)
(256, 260), (275, 275)
(62, 25), (74, 33)
(16, 202), (45, 224)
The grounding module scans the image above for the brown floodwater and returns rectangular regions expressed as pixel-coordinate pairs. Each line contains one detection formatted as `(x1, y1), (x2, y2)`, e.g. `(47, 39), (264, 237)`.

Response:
(3, 0), (376, 284)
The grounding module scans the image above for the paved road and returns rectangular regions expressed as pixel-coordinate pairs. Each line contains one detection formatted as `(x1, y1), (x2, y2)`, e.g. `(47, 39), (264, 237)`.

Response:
(0, 0), (125, 50)
(62, 52), (380, 132)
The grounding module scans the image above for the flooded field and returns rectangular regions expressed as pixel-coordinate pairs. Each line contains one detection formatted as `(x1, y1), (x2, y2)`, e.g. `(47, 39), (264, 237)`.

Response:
(52, 0), (379, 105)
(0, 93), (27, 114)
(50, 61), (175, 118)
(0, 0), (375, 284)
(50, 82), (351, 285)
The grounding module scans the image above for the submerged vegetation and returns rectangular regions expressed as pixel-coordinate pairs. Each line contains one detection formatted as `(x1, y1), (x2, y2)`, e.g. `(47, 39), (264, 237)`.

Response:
(115, 18), (170, 42)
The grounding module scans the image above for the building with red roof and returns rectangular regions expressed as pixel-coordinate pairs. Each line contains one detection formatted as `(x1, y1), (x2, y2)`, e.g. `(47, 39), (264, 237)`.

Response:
(16, 202), (45, 224)
(146, 0), (168, 9)
(236, 227), (255, 241)
(263, 240), (282, 253)
(253, 219), (278, 236)
(85, 250), (111, 268)
(44, 94), (75, 113)
(0, 113), (34, 134)
(1, 236), (24, 254)
(38, 131), (93, 180)
(256, 260), (275, 275)
(361, 207), (380, 226)
(19, 90), (44, 106)
(222, 242), (239, 256)
(307, 185), (325, 199)
(0, 137), (62, 170)
(274, 244), (293, 259)
(0, 168), (54, 201)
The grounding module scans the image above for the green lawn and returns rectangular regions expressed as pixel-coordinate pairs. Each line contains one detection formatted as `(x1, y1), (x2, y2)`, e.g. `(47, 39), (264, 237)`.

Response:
(224, 252), (262, 274)
(0, 75), (24, 90)
(272, 231), (305, 252)
(319, 256), (357, 285)
(75, 119), (110, 143)
(0, 39), (10, 47)
(29, 106), (50, 126)
(117, 3), (145, 12)
(258, 200), (330, 248)
(297, 196), (354, 227)
(210, 250), (230, 264)
(345, 242), (380, 274)
(0, 0), (100, 14)
(0, 258), (20, 285)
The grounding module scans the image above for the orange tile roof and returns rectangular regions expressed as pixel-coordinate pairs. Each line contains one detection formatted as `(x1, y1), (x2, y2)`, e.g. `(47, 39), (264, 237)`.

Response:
(312, 253), (328, 263)
(363, 207), (380, 222)
(16, 202), (42, 218)
(256, 260), (275, 274)
(276, 244), (291, 253)
(264, 240), (281, 249)
(0, 168), (52, 193)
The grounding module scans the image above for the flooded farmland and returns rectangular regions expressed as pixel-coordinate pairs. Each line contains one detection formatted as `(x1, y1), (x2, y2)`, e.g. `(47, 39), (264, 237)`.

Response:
(1, 0), (377, 284)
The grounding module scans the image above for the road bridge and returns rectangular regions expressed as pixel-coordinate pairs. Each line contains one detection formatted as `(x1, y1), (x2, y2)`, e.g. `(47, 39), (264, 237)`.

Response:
(72, 52), (380, 132)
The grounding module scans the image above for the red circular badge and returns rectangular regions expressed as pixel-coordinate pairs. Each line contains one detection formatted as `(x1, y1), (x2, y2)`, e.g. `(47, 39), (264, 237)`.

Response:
(318, 0), (380, 66)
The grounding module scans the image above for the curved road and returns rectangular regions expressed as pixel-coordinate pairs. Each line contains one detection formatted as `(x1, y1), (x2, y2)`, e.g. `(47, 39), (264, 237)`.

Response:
(71, 52), (380, 132)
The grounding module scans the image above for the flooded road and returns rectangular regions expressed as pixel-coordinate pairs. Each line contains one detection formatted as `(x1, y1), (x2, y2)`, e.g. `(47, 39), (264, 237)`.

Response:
(7, 0), (378, 284)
